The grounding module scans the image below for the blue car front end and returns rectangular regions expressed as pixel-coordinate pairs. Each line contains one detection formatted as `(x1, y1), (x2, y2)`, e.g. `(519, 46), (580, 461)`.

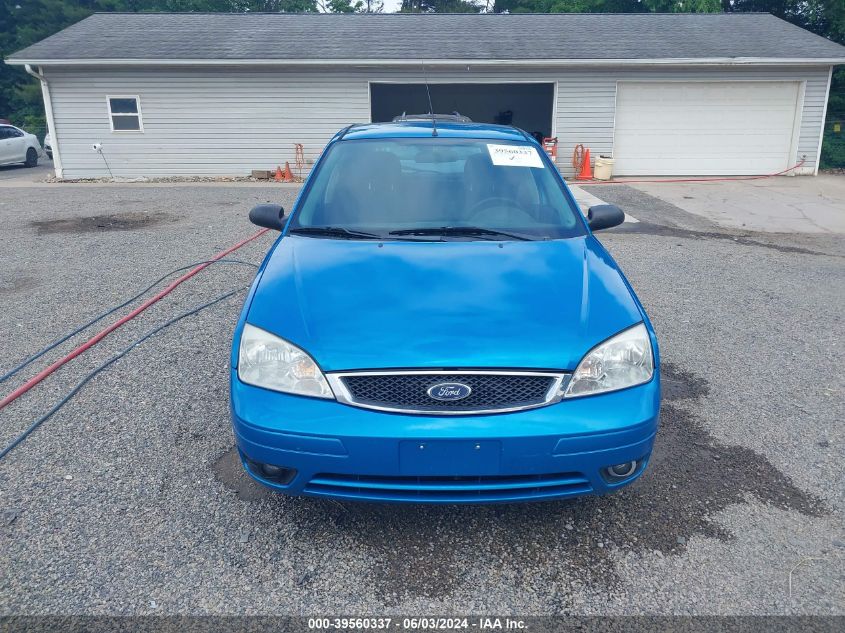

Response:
(231, 375), (658, 503)
(230, 121), (660, 504)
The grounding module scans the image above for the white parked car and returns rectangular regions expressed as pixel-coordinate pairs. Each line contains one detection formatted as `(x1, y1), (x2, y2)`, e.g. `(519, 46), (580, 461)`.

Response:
(0, 124), (42, 167)
(44, 132), (52, 159)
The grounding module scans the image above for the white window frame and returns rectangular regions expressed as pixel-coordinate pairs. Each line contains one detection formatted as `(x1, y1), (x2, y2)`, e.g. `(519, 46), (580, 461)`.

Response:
(106, 95), (144, 133)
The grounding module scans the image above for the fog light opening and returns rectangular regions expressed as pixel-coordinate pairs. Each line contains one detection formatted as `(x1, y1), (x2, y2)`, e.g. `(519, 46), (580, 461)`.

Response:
(261, 463), (282, 477)
(606, 461), (638, 479)
(244, 456), (297, 485)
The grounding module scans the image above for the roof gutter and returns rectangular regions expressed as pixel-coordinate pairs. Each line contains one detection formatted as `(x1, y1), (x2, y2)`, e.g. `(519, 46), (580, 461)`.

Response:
(6, 57), (845, 67)
(23, 64), (62, 179)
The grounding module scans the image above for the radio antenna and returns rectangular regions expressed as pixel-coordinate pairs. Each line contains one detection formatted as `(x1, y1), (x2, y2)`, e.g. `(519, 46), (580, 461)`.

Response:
(421, 59), (437, 137)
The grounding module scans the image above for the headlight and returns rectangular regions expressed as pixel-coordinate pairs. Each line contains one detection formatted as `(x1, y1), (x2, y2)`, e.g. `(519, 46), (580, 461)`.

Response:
(564, 323), (653, 398)
(237, 323), (333, 399)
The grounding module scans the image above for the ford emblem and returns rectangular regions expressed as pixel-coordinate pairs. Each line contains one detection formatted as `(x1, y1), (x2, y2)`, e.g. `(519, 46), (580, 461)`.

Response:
(427, 382), (472, 402)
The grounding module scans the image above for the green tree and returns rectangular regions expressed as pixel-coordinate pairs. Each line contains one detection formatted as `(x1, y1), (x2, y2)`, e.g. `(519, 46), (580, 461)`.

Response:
(1, 0), (112, 136)
(400, 0), (481, 13)
(644, 0), (721, 11)
(725, 0), (844, 43)
(492, 0), (720, 13)
(319, 0), (385, 11)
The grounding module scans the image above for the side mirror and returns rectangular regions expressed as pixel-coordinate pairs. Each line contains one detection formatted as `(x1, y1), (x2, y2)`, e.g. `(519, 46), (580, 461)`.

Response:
(249, 204), (286, 231)
(587, 204), (625, 231)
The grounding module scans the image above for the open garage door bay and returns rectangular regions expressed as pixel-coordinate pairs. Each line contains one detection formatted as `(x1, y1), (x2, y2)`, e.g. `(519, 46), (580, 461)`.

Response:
(613, 81), (802, 176)
(370, 83), (555, 141)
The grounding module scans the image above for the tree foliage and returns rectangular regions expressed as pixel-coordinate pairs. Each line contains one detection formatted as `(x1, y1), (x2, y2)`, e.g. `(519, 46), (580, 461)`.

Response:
(399, 0), (481, 12)
(492, 0), (720, 12)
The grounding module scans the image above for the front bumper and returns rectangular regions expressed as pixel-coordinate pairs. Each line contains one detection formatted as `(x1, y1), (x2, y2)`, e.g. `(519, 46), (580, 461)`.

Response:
(230, 371), (660, 504)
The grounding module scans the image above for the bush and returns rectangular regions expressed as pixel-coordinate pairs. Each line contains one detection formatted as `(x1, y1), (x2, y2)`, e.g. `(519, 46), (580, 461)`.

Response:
(21, 113), (47, 141)
(820, 128), (845, 169)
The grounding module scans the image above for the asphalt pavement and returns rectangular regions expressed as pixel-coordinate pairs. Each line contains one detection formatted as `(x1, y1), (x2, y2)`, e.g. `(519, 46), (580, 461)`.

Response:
(0, 158), (53, 184)
(0, 182), (842, 616)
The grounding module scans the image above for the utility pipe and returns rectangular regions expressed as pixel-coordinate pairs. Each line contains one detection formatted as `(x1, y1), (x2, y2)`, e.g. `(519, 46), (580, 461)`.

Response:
(24, 64), (62, 178)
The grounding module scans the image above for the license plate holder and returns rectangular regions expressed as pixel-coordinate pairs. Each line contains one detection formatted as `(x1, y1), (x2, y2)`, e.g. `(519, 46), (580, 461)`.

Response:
(399, 440), (501, 476)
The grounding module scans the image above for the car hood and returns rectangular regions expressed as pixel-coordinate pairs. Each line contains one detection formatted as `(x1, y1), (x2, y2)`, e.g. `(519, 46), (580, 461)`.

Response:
(245, 235), (643, 371)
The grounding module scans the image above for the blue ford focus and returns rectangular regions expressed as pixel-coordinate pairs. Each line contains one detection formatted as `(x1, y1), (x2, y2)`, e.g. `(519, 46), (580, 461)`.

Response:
(230, 119), (660, 503)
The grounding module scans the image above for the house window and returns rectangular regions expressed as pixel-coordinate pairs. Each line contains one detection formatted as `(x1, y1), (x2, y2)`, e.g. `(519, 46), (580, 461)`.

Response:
(107, 96), (143, 132)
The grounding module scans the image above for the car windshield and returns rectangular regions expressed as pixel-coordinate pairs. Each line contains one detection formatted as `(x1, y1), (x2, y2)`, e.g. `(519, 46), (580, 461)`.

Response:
(291, 137), (586, 241)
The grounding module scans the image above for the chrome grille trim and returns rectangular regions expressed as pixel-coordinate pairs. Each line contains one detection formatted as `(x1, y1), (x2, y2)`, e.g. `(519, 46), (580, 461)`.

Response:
(326, 370), (569, 415)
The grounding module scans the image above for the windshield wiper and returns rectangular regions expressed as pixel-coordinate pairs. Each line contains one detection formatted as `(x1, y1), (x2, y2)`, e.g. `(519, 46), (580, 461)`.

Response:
(289, 226), (382, 240)
(388, 226), (535, 241)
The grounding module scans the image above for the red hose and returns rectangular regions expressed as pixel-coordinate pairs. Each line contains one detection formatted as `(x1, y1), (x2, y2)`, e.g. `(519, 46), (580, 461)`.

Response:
(577, 159), (807, 185)
(0, 228), (269, 411)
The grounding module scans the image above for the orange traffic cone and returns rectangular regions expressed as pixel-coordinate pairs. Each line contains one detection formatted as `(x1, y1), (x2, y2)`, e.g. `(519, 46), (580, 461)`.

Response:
(577, 148), (593, 180)
(283, 161), (294, 183)
(274, 165), (283, 182)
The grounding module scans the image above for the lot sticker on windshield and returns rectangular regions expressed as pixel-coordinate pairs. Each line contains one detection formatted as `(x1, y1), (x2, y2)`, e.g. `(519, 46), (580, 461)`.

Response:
(487, 144), (544, 168)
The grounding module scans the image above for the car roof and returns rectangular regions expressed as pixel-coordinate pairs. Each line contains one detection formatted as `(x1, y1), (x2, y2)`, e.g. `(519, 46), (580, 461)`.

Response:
(341, 121), (531, 142)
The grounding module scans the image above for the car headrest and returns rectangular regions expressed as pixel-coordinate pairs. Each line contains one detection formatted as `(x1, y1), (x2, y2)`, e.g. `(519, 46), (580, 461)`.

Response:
(463, 153), (494, 193)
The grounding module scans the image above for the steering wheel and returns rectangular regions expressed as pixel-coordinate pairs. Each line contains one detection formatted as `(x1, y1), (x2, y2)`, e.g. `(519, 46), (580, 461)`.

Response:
(467, 196), (521, 219)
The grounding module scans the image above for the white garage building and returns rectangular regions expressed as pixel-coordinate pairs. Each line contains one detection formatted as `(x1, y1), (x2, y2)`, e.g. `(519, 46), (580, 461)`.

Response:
(6, 12), (845, 179)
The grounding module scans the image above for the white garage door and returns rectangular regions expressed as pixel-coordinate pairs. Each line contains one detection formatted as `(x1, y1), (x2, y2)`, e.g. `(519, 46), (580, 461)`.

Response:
(613, 81), (802, 176)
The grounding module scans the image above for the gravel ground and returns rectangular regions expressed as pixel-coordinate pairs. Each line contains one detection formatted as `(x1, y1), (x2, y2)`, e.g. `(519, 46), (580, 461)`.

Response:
(0, 184), (842, 616)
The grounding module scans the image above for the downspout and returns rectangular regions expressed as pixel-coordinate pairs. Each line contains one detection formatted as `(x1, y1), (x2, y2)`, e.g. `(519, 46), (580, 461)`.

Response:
(814, 66), (834, 176)
(24, 64), (63, 178)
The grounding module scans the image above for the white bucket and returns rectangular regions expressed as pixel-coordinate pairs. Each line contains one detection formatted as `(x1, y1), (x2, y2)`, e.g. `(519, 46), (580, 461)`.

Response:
(594, 156), (615, 181)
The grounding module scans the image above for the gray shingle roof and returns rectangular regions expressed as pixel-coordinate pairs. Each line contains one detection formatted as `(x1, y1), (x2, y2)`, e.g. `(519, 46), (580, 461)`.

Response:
(7, 12), (845, 64)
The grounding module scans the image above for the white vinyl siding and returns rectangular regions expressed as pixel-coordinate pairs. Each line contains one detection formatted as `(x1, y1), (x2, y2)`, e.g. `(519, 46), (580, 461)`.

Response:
(44, 65), (830, 179)
(46, 69), (370, 178)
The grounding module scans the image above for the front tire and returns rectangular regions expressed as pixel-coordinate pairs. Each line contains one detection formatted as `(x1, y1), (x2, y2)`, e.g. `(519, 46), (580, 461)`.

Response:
(24, 148), (38, 168)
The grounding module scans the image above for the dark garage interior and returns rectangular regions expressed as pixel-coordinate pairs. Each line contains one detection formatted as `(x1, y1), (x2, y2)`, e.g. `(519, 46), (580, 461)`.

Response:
(370, 83), (554, 139)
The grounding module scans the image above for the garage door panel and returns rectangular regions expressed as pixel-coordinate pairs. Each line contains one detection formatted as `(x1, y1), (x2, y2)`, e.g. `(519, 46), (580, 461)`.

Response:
(619, 107), (799, 127)
(617, 112), (798, 132)
(613, 81), (800, 176)
(622, 156), (787, 174)
(623, 132), (796, 151)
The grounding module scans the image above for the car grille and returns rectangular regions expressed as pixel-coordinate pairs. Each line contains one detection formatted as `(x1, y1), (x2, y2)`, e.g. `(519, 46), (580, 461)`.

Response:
(305, 472), (592, 503)
(331, 372), (564, 414)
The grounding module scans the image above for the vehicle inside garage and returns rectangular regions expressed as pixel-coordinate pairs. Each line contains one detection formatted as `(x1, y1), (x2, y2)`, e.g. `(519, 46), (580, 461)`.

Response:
(370, 83), (554, 140)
